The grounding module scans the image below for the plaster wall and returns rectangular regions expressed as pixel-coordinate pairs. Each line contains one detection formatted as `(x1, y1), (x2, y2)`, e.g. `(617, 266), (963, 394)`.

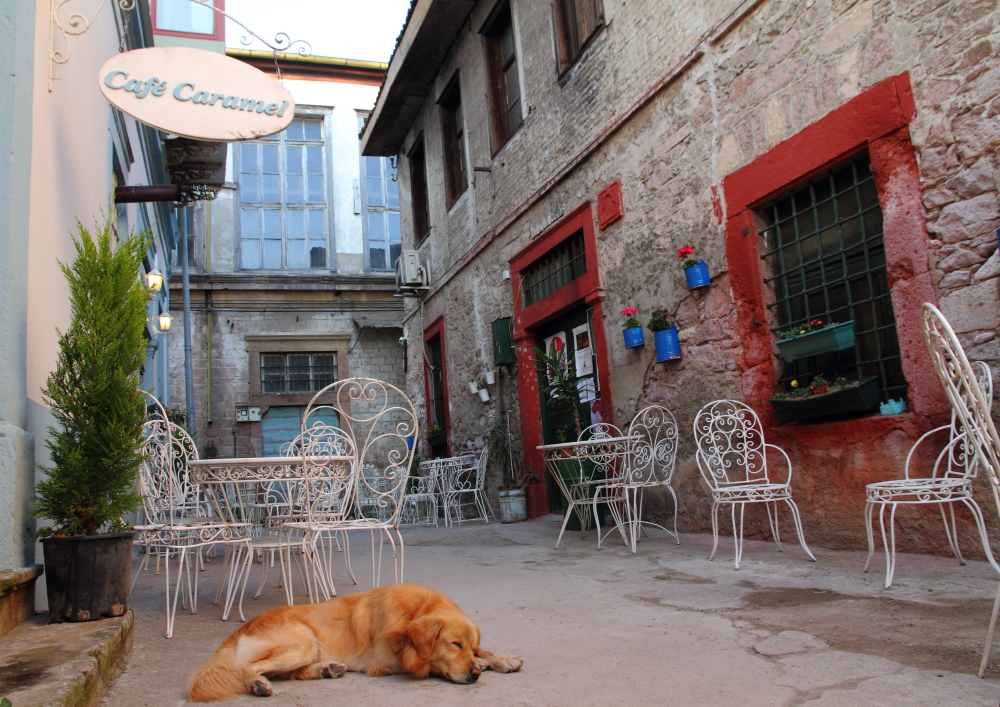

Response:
(392, 0), (1000, 554)
(0, 0), (37, 571)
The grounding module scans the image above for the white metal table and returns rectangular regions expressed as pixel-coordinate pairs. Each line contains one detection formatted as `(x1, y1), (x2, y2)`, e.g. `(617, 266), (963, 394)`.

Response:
(418, 455), (477, 526)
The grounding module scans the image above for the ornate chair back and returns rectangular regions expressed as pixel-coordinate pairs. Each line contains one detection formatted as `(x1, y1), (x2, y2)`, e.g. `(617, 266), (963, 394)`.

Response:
(138, 392), (202, 527)
(627, 405), (679, 486)
(921, 304), (1000, 510)
(693, 400), (771, 491)
(300, 378), (417, 526)
(575, 423), (626, 484)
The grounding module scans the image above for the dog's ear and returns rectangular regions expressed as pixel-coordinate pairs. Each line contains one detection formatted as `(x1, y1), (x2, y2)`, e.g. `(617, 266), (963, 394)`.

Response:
(406, 615), (443, 661)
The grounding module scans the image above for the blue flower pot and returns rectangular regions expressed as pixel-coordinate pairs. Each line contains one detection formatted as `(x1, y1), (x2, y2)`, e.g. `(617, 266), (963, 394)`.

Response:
(684, 260), (711, 289)
(653, 327), (681, 361)
(406, 436), (415, 449)
(623, 327), (644, 348)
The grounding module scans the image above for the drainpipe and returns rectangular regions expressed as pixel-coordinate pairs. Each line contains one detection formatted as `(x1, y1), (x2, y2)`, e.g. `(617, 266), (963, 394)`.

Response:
(180, 208), (196, 442)
(205, 201), (213, 425)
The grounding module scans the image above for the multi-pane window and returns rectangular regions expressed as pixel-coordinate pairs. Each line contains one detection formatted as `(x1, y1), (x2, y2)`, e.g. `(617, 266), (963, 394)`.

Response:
(483, 3), (523, 152)
(760, 152), (906, 403)
(554, 0), (604, 71)
(261, 352), (338, 394)
(408, 139), (430, 245)
(363, 156), (400, 270)
(155, 0), (216, 35)
(520, 231), (587, 306)
(240, 117), (329, 270)
(439, 77), (468, 206)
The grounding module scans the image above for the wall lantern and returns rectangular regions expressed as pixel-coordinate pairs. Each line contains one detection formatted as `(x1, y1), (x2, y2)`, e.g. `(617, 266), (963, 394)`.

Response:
(146, 268), (164, 293)
(149, 312), (173, 334)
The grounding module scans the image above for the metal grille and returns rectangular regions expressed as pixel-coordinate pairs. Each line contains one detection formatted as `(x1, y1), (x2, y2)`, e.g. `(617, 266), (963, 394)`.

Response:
(521, 231), (587, 307)
(760, 152), (906, 403)
(261, 353), (338, 394)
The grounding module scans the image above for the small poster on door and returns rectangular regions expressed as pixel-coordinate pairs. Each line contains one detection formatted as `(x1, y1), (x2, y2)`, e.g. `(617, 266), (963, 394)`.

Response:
(572, 324), (593, 377)
(577, 377), (596, 403)
(542, 331), (568, 386)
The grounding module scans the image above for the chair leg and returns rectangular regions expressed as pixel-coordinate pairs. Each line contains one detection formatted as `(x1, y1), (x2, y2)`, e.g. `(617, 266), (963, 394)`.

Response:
(765, 502), (782, 552)
(784, 498), (817, 563)
(709, 503), (721, 561)
(979, 579), (1000, 678)
(863, 502), (876, 573)
(555, 506), (574, 549)
(592, 492), (604, 548)
(942, 502), (965, 565)
(732, 503), (745, 570)
(961, 498), (1000, 577)
(214, 546), (233, 606)
(877, 503), (895, 589)
(666, 485), (680, 545)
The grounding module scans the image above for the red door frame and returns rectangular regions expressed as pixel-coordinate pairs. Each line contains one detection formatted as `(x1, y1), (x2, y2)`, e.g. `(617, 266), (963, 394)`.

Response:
(423, 316), (452, 457)
(509, 202), (613, 517)
(721, 72), (949, 426)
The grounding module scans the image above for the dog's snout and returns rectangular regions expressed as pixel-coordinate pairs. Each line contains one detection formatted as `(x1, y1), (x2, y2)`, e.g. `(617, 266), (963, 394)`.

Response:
(468, 667), (482, 681)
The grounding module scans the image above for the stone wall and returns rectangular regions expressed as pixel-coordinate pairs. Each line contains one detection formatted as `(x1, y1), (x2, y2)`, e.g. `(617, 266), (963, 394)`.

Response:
(392, 0), (1000, 553)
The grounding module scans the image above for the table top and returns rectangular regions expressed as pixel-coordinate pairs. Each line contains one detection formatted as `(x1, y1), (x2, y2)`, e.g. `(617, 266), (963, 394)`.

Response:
(537, 435), (637, 452)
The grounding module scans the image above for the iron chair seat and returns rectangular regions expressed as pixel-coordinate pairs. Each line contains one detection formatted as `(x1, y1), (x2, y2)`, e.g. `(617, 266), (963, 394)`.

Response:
(866, 476), (975, 504)
(710, 482), (794, 504)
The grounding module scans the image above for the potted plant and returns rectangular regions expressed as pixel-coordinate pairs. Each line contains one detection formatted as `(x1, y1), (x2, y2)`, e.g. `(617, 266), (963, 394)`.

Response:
(424, 423), (446, 449)
(621, 307), (644, 348)
(33, 215), (152, 623)
(488, 423), (528, 523)
(534, 342), (585, 439)
(678, 245), (711, 289)
(647, 309), (680, 361)
(775, 319), (856, 362)
(768, 374), (880, 421)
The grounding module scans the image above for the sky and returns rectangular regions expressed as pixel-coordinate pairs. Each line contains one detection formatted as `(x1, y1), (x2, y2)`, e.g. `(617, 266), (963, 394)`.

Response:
(223, 0), (412, 63)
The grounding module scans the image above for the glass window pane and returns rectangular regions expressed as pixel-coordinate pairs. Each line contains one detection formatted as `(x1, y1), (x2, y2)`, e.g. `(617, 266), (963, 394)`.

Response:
(310, 246), (326, 269)
(156, 0), (214, 34)
(286, 240), (306, 269)
(308, 210), (326, 239)
(262, 174), (280, 202)
(285, 119), (303, 141)
(505, 65), (520, 109)
(240, 172), (259, 203)
(304, 120), (322, 141)
(285, 146), (302, 174)
(367, 177), (384, 206)
(386, 175), (399, 208)
(365, 156), (382, 178)
(370, 247), (386, 270)
(241, 143), (257, 172)
(263, 239), (282, 268)
(509, 99), (523, 132)
(286, 210), (304, 239)
(389, 243), (401, 269)
(241, 208), (259, 238)
(307, 146), (323, 174)
(388, 212), (400, 244)
(500, 25), (514, 65)
(286, 174), (304, 203)
(308, 175), (324, 203)
(368, 212), (385, 242)
(241, 239), (260, 269)
(262, 145), (279, 173)
(263, 210), (281, 239)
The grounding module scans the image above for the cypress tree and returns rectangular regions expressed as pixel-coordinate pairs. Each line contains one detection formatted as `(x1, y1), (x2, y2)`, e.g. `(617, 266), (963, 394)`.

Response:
(34, 215), (153, 537)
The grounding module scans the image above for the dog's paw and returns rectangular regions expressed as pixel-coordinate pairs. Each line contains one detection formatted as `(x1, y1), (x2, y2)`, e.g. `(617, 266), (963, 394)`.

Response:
(492, 655), (523, 673)
(321, 662), (347, 679)
(250, 677), (273, 697)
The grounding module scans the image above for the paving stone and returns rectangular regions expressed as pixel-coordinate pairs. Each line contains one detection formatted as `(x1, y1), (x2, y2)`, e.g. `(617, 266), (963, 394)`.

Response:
(772, 650), (900, 691)
(754, 630), (829, 656)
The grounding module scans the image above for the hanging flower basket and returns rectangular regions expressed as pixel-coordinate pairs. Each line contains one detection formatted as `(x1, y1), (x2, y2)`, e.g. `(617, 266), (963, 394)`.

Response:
(678, 246), (710, 289)
(653, 326), (681, 361)
(776, 320), (855, 362)
(623, 327), (644, 348)
(768, 375), (880, 421)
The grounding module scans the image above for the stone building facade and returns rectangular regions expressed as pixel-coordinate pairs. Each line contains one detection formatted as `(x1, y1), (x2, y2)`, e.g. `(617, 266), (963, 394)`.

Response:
(362, 0), (1000, 554)
(168, 52), (405, 459)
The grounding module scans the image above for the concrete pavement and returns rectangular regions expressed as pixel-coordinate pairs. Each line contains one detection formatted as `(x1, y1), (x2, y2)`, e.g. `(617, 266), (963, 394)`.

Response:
(104, 517), (1000, 706)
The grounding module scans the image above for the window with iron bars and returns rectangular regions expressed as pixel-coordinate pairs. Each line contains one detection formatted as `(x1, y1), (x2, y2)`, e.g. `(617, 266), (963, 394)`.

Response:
(521, 231), (587, 307)
(261, 353), (338, 394)
(759, 151), (907, 404)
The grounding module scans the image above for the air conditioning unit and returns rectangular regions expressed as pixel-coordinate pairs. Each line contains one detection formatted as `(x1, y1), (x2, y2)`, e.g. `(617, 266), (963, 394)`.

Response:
(394, 250), (429, 296)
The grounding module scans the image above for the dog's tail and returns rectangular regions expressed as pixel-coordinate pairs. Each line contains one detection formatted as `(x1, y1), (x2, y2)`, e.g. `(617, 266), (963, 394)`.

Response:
(186, 646), (245, 702)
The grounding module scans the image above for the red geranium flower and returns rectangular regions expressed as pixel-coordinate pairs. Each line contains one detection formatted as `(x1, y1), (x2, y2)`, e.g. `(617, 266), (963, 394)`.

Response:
(677, 246), (695, 259)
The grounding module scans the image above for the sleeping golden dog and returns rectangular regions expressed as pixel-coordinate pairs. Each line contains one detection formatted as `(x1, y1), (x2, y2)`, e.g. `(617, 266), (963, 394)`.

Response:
(186, 584), (523, 701)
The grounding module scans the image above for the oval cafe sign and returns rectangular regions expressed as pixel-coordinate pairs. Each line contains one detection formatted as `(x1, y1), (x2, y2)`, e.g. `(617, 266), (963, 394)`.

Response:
(98, 47), (295, 141)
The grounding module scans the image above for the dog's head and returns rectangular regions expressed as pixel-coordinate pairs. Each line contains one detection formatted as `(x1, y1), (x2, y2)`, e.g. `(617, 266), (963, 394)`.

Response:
(400, 610), (482, 684)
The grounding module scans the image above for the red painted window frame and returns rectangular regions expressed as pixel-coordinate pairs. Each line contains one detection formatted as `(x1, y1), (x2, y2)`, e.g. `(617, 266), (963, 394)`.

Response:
(722, 72), (948, 427)
(423, 316), (451, 457)
(509, 202), (614, 512)
(151, 0), (226, 42)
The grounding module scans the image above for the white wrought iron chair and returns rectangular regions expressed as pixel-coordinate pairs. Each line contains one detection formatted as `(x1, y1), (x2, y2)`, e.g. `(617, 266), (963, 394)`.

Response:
(132, 393), (252, 638)
(865, 360), (1000, 588)
(400, 471), (438, 526)
(919, 303), (1000, 678)
(594, 405), (681, 552)
(445, 446), (494, 524)
(283, 378), (417, 602)
(693, 399), (817, 569)
(546, 423), (627, 548)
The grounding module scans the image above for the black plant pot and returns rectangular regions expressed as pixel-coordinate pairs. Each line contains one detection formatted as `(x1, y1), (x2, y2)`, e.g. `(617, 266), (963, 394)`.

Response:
(41, 532), (133, 623)
(768, 376), (880, 421)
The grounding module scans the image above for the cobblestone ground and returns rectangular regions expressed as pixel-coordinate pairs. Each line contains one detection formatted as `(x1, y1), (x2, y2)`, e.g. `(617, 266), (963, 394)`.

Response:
(105, 519), (1000, 706)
